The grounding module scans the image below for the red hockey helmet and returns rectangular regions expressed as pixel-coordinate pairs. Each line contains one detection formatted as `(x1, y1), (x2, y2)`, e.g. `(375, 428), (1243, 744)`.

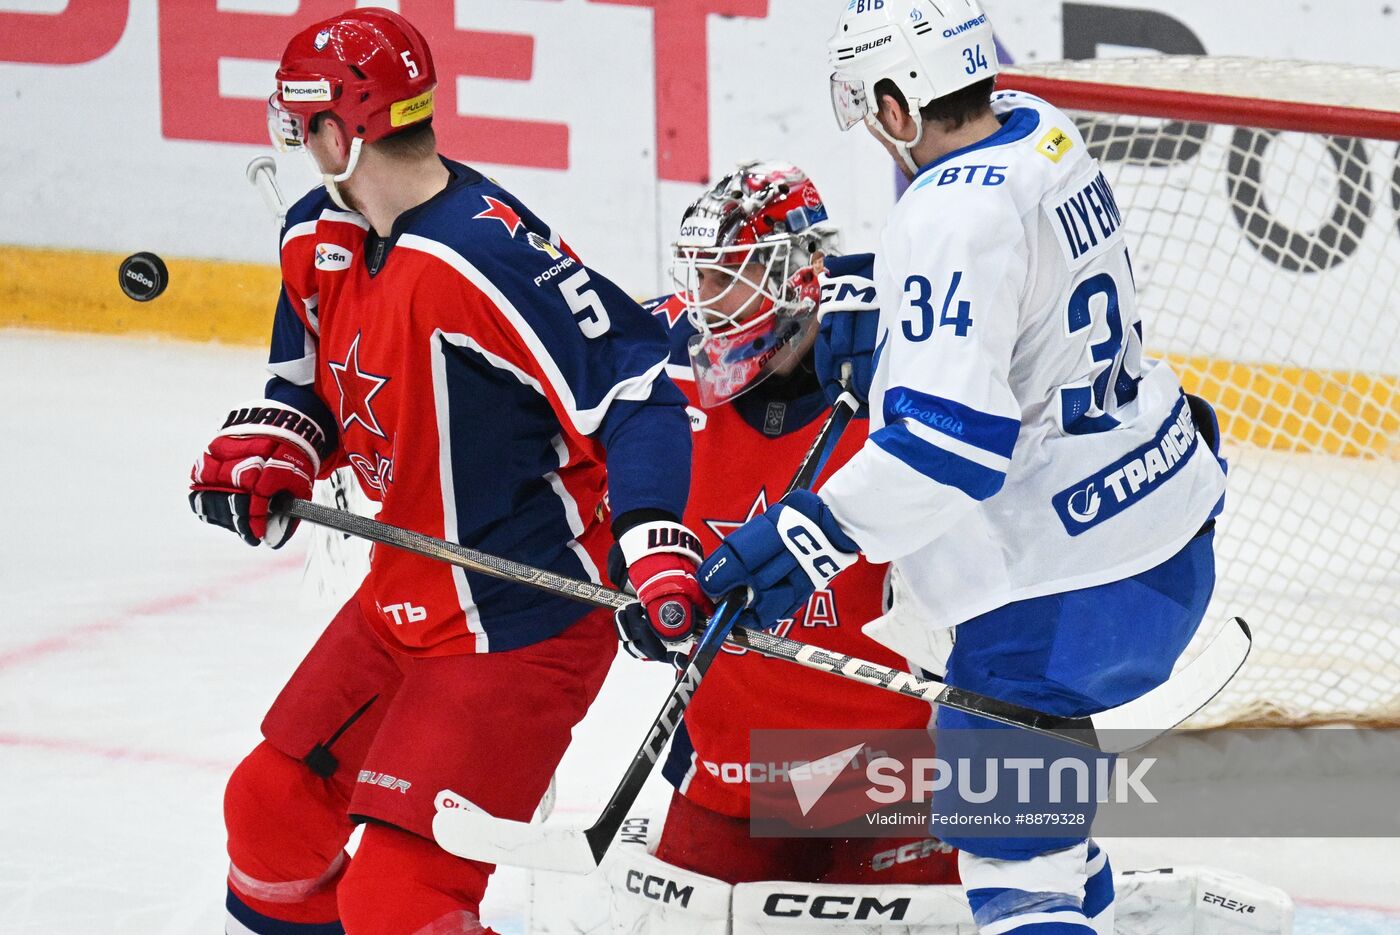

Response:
(673, 161), (839, 406)
(268, 7), (436, 154)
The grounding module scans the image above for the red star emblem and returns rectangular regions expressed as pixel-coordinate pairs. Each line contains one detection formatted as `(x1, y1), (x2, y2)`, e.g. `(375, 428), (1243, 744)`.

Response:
(653, 296), (688, 329)
(328, 332), (390, 439)
(704, 488), (771, 541)
(474, 196), (524, 237)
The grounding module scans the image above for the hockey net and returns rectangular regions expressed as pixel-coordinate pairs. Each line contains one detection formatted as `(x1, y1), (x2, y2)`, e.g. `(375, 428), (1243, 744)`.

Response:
(1001, 57), (1400, 727)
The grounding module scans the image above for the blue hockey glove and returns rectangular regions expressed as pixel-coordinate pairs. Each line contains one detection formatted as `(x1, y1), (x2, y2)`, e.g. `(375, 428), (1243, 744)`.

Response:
(814, 278), (882, 414)
(697, 489), (861, 631)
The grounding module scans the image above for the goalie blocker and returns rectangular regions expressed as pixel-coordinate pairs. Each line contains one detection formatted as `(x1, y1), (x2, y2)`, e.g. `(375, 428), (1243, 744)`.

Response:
(524, 813), (1294, 934)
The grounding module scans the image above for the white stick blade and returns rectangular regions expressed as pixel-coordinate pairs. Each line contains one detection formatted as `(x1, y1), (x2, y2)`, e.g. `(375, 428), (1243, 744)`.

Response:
(1092, 617), (1252, 752)
(432, 790), (598, 874)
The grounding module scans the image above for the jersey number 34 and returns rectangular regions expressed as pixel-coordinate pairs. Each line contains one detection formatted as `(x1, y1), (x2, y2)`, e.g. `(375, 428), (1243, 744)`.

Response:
(903, 271), (973, 341)
(1059, 249), (1143, 435)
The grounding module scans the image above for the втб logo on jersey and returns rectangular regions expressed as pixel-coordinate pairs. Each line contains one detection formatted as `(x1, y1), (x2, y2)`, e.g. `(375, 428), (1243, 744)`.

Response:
(315, 243), (352, 271)
(328, 332), (390, 439)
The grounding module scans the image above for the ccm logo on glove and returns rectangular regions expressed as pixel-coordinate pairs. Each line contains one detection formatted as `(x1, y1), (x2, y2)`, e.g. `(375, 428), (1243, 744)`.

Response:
(777, 507), (851, 584)
(696, 490), (860, 632)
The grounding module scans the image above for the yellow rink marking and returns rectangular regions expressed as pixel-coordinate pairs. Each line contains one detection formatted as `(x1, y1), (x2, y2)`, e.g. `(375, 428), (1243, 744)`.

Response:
(1, 247), (1396, 459)
(0, 246), (279, 346)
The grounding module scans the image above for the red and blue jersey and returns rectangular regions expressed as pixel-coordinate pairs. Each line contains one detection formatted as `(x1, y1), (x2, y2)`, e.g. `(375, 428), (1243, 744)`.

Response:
(647, 255), (938, 819)
(266, 160), (689, 656)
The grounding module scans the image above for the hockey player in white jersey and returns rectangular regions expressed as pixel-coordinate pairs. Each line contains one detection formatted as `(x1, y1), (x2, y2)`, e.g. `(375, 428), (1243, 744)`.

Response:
(697, 2), (1230, 932)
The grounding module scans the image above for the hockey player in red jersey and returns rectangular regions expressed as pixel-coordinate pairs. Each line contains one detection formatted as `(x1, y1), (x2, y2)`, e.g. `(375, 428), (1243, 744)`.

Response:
(614, 161), (960, 887)
(187, 9), (706, 934)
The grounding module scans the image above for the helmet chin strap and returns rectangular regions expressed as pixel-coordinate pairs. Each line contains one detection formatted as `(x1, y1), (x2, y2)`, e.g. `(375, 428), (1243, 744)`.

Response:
(866, 108), (924, 178)
(319, 137), (365, 212)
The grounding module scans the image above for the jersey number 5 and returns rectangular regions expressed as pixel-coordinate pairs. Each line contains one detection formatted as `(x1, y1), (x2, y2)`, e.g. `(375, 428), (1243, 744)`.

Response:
(560, 269), (610, 339)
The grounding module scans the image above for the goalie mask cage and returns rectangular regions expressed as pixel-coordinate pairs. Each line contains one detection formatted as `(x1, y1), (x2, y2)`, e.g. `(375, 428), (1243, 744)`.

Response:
(1000, 57), (1400, 727)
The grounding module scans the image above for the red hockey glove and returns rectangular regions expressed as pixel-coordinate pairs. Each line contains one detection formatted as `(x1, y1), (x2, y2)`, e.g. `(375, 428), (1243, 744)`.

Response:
(618, 520), (713, 646)
(189, 401), (330, 548)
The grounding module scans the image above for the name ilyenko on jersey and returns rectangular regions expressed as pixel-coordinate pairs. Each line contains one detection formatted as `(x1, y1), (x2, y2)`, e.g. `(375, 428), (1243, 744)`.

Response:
(267, 161), (685, 656)
(820, 93), (1228, 668)
(646, 257), (935, 820)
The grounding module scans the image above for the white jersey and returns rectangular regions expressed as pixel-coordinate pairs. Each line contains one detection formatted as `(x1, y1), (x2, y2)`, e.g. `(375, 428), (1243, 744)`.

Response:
(820, 91), (1228, 669)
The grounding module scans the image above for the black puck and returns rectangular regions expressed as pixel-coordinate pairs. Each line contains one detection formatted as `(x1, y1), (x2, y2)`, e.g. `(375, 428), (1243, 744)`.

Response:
(118, 252), (169, 302)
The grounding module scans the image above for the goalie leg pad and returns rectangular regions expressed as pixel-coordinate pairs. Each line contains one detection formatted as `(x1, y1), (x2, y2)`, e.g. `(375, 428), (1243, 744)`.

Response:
(732, 880), (976, 933)
(1115, 866), (1292, 934)
(605, 833), (735, 935)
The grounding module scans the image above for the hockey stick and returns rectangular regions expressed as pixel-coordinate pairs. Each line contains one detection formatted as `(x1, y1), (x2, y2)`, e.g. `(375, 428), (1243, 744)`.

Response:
(281, 509), (1249, 867)
(285, 490), (1249, 757)
(247, 155), (288, 222)
(431, 619), (1250, 874)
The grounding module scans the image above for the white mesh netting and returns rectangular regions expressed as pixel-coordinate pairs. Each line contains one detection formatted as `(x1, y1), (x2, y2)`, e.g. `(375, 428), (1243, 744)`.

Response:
(1005, 58), (1400, 726)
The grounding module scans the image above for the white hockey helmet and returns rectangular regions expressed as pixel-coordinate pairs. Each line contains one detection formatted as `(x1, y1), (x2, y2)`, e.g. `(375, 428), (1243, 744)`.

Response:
(828, 0), (999, 173)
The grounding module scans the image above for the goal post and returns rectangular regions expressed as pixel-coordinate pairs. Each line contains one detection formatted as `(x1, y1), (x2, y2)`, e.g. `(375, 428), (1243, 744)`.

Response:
(1000, 57), (1400, 727)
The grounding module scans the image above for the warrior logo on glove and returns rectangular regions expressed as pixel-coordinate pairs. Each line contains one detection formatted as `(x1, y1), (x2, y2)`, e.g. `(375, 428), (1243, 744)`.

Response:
(616, 519), (712, 651)
(189, 400), (334, 548)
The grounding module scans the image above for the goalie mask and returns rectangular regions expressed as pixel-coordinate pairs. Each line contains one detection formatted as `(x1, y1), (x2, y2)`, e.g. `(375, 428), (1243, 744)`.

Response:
(674, 161), (839, 408)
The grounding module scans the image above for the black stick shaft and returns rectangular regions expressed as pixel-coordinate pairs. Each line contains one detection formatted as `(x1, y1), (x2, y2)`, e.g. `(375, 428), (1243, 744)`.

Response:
(576, 388), (860, 861)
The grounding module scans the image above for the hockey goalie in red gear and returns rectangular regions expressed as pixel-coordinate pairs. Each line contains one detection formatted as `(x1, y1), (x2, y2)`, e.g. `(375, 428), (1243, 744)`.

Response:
(188, 9), (701, 934)
(616, 161), (961, 888)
